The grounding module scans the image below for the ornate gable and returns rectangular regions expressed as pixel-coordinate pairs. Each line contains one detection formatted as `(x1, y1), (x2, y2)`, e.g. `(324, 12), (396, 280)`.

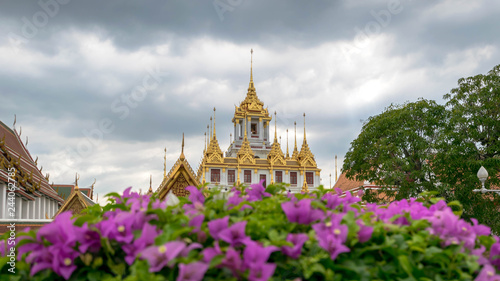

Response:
(157, 135), (200, 200)
(54, 176), (95, 218)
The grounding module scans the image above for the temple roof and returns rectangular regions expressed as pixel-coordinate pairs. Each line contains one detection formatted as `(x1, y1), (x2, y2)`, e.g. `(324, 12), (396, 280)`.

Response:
(54, 180), (95, 218)
(157, 135), (200, 199)
(0, 120), (64, 203)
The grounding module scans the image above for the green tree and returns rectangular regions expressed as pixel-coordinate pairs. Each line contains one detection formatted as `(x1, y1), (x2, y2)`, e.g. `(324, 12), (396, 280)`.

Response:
(342, 99), (447, 200)
(434, 64), (500, 232)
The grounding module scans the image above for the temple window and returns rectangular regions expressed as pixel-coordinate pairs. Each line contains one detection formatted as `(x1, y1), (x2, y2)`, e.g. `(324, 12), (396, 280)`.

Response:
(290, 172), (297, 186)
(211, 169), (220, 183)
(275, 171), (283, 183)
(306, 172), (314, 185)
(228, 170), (235, 184)
(244, 170), (251, 183)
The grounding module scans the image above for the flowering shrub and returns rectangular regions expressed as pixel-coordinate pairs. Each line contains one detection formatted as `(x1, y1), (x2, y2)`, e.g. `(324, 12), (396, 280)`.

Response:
(2, 182), (500, 280)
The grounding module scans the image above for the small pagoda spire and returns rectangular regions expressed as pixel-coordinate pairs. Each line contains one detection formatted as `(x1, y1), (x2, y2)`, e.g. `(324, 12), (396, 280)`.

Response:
(210, 117), (213, 140)
(335, 154), (338, 182)
(90, 178), (96, 200)
(273, 111), (278, 143)
(286, 129), (290, 159)
(147, 174), (153, 195)
(204, 132), (207, 153)
(291, 121), (299, 160)
(163, 147), (167, 178)
(213, 108), (217, 139)
(180, 133), (185, 160)
(206, 125), (210, 148)
(303, 113), (307, 144)
(74, 173), (80, 191)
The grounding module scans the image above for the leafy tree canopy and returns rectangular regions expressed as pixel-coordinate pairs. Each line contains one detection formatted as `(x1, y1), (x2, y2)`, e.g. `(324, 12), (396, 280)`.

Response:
(343, 64), (500, 232)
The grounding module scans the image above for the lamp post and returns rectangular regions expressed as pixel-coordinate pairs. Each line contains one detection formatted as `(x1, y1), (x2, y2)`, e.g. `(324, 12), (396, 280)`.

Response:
(472, 166), (499, 194)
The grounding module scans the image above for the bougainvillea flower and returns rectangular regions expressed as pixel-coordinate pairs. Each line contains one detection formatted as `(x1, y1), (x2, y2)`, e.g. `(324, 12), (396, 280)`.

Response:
(227, 190), (245, 209)
(475, 264), (500, 281)
(208, 216), (229, 240)
(221, 247), (243, 276)
(37, 211), (78, 247)
(356, 220), (373, 243)
(77, 223), (101, 254)
(490, 236), (500, 270)
(472, 218), (491, 236)
(281, 233), (309, 259)
(281, 199), (324, 225)
(218, 221), (250, 247)
(247, 180), (271, 202)
(243, 240), (278, 268)
(140, 241), (187, 272)
(177, 261), (209, 281)
(247, 262), (277, 281)
(201, 241), (222, 263)
(186, 186), (205, 205)
(123, 222), (160, 265)
(188, 214), (205, 233)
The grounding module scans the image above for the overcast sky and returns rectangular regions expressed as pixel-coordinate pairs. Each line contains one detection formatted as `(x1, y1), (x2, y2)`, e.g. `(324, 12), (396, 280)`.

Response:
(1, 0), (499, 203)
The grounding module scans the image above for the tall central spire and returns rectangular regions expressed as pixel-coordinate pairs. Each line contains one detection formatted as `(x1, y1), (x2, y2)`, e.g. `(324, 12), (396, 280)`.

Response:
(303, 113), (307, 144)
(249, 48), (254, 90)
(213, 108), (217, 139)
(274, 111), (278, 142)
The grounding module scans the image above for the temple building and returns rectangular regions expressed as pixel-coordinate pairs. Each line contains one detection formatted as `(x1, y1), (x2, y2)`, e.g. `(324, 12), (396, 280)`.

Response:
(0, 120), (64, 233)
(157, 50), (321, 197)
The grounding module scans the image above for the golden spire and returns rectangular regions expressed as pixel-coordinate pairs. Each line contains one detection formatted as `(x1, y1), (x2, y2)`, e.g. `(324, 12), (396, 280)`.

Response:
(291, 121), (299, 160)
(249, 48), (254, 90)
(286, 129), (290, 159)
(74, 173), (80, 191)
(163, 147), (167, 178)
(204, 132), (207, 153)
(210, 117), (213, 140)
(274, 111), (278, 142)
(206, 125), (209, 149)
(180, 133), (185, 160)
(335, 155), (338, 182)
(303, 113), (307, 144)
(91, 178), (96, 200)
(147, 174), (153, 195)
(298, 113), (317, 166)
(213, 107), (217, 139)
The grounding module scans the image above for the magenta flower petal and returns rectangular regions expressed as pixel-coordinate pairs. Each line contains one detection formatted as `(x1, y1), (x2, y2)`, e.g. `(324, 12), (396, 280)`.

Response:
(177, 261), (209, 281)
(208, 216), (230, 240)
(218, 221), (250, 247)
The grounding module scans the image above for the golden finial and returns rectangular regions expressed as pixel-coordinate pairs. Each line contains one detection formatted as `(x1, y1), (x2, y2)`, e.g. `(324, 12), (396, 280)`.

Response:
(250, 49), (253, 82)
(303, 113), (307, 144)
(329, 173), (332, 189)
(335, 155), (338, 182)
(13, 114), (16, 129)
(274, 111), (278, 142)
(213, 107), (217, 138)
(180, 133), (185, 160)
(206, 125), (210, 148)
(286, 129), (289, 159)
(163, 147), (167, 178)
(91, 178), (96, 200)
(75, 173), (80, 191)
(204, 132), (207, 152)
(294, 121), (298, 151)
(210, 117), (213, 140)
